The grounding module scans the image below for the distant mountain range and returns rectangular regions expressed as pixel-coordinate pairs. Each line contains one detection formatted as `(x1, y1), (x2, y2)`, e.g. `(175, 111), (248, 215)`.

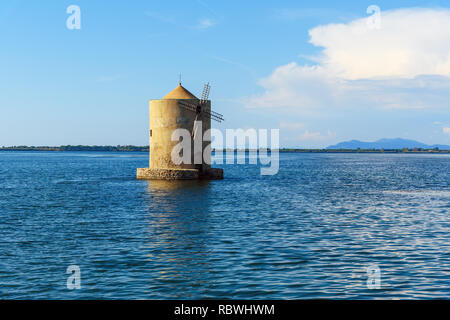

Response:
(327, 138), (450, 150)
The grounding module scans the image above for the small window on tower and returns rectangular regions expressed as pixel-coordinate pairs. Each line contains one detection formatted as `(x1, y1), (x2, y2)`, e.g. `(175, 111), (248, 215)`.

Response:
(150, 130), (152, 137)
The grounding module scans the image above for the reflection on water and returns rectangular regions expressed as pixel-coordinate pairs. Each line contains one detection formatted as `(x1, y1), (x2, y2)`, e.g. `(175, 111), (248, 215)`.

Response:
(144, 180), (215, 298)
(146, 179), (211, 193)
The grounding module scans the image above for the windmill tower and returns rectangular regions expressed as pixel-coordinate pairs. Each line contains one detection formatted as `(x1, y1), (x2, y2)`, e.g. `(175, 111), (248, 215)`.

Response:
(137, 82), (224, 180)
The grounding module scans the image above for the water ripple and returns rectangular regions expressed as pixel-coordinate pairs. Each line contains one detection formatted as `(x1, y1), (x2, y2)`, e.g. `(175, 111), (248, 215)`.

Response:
(0, 152), (449, 299)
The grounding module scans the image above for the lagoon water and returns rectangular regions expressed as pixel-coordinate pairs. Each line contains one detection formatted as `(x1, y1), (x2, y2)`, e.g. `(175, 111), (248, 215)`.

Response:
(0, 152), (449, 299)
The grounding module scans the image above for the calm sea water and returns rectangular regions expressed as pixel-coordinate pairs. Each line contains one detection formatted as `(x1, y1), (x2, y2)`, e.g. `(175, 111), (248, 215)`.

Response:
(0, 151), (449, 299)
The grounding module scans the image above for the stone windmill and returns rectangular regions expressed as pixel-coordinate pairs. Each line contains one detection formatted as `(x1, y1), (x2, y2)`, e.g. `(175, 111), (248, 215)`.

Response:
(137, 82), (224, 180)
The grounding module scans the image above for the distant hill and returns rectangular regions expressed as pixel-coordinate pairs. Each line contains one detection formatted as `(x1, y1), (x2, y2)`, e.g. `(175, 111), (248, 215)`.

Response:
(327, 138), (450, 150)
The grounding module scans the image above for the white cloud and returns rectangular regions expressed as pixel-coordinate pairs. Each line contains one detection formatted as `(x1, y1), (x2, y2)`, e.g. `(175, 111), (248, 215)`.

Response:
(444, 127), (450, 135)
(281, 127), (337, 148)
(298, 130), (336, 141)
(250, 64), (334, 109)
(248, 63), (450, 110)
(196, 18), (216, 29)
(280, 121), (304, 130)
(248, 8), (450, 111)
(309, 8), (450, 79)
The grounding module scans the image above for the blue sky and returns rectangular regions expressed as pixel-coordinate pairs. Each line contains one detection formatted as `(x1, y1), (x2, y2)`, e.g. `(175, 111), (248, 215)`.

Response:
(1, 0), (450, 148)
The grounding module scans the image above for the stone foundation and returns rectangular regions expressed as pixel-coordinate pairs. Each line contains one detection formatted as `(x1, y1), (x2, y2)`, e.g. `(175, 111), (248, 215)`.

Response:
(137, 167), (223, 180)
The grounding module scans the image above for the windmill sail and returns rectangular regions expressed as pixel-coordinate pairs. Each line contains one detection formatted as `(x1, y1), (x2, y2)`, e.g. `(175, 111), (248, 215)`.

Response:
(201, 82), (210, 103)
(179, 100), (198, 113)
(178, 85), (224, 123)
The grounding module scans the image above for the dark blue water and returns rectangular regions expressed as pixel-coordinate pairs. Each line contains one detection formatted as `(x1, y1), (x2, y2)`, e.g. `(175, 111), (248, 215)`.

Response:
(0, 152), (449, 299)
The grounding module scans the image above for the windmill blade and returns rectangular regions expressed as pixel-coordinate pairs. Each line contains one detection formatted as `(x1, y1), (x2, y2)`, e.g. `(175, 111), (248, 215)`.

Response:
(210, 114), (224, 123)
(203, 110), (224, 123)
(178, 100), (198, 113)
(206, 109), (224, 121)
(210, 110), (223, 119)
(201, 82), (211, 103)
(179, 87), (223, 122)
(192, 114), (199, 138)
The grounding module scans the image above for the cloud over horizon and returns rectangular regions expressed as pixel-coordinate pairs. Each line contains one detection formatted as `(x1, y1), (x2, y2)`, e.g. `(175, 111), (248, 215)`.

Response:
(310, 8), (450, 80)
(248, 8), (450, 112)
(444, 127), (450, 135)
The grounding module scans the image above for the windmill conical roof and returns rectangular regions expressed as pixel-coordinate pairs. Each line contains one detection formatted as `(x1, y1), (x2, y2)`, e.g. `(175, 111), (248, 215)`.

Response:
(163, 84), (198, 100)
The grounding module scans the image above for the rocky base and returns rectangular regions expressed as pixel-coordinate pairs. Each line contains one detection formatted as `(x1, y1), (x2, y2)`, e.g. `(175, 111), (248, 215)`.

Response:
(137, 168), (223, 180)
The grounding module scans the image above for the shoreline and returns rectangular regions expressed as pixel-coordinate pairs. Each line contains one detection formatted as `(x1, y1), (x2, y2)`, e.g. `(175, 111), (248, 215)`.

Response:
(0, 147), (449, 154)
